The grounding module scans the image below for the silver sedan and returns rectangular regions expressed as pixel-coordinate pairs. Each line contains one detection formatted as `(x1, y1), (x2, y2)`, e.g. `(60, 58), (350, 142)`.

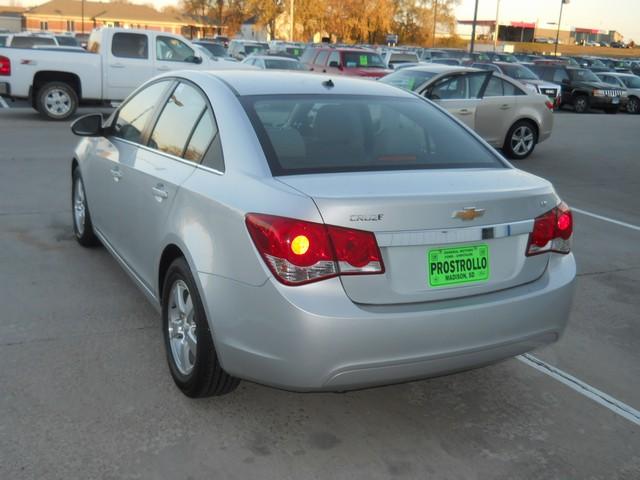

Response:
(70, 71), (575, 397)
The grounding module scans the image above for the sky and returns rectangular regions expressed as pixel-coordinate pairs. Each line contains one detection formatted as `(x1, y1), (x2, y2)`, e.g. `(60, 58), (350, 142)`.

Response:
(454, 0), (640, 41)
(3, 0), (639, 42)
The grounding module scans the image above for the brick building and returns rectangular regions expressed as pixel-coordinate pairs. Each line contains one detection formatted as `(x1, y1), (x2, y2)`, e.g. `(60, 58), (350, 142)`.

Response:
(22, 0), (209, 37)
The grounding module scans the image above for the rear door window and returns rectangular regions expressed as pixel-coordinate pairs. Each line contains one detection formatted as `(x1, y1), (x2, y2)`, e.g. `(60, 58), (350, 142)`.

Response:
(112, 32), (148, 59)
(148, 82), (207, 159)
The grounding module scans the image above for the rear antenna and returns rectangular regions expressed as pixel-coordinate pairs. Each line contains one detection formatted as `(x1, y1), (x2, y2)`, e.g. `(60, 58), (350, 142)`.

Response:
(322, 79), (335, 88)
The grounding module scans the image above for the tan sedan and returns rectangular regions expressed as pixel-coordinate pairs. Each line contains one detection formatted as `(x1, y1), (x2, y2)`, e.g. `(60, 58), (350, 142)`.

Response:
(381, 64), (554, 159)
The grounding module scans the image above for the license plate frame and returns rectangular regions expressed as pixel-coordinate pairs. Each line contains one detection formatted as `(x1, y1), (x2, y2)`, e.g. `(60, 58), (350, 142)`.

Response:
(428, 244), (490, 287)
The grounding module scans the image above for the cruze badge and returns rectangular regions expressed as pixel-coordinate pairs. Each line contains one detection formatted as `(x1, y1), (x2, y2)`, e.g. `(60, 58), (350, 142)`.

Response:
(453, 207), (485, 221)
(350, 214), (384, 222)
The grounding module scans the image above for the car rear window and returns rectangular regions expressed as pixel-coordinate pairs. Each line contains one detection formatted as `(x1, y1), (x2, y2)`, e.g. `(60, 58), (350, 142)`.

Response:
(264, 59), (304, 70)
(242, 95), (504, 175)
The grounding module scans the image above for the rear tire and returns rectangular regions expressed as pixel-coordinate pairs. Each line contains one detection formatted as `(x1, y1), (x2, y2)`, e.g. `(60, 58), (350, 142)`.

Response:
(162, 257), (240, 397)
(503, 120), (538, 160)
(71, 168), (100, 247)
(573, 95), (589, 114)
(36, 82), (78, 121)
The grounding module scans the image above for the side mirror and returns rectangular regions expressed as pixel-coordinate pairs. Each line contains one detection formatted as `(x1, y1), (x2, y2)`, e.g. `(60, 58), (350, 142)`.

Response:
(329, 60), (340, 68)
(71, 113), (104, 137)
(186, 55), (203, 64)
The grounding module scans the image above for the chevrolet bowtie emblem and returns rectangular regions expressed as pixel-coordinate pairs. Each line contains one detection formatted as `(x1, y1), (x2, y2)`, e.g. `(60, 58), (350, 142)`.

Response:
(453, 207), (485, 221)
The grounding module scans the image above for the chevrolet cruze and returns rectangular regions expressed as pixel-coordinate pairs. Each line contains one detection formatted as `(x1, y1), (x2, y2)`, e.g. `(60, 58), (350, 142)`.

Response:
(70, 71), (576, 397)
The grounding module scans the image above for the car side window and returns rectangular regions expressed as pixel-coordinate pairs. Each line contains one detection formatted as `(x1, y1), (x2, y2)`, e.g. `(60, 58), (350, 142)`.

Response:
(113, 81), (170, 144)
(112, 33), (148, 59)
(430, 75), (467, 100)
(328, 51), (340, 66)
(148, 83), (207, 160)
(552, 68), (569, 83)
(483, 76), (503, 97)
(186, 109), (225, 171)
(315, 50), (329, 66)
(502, 80), (526, 96)
(156, 36), (195, 62)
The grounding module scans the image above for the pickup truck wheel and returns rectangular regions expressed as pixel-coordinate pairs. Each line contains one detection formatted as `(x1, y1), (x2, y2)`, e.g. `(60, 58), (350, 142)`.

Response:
(37, 82), (78, 120)
(503, 120), (537, 160)
(162, 257), (240, 397)
(573, 95), (589, 114)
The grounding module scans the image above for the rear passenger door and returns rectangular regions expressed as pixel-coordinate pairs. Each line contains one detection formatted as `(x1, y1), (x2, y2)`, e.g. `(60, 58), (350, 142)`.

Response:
(475, 75), (525, 146)
(106, 32), (154, 100)
(117, 81), (219, 289)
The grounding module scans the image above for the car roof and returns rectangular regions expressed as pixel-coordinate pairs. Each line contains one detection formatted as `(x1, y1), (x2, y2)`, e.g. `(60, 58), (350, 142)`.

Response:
(205, 71), (416, 97)
(250, 55), (298, 61)
(396, 64), (477, 74)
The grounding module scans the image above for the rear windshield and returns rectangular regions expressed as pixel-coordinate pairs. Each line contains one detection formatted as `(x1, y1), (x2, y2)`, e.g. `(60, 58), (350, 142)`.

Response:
(568, 68), (599, 82)
(343, 52), (385, 68)
(245, 44), (266, 55)
(265, 59), (304, 70)
(11, 36), (56, 48)
(242, 95), (504, 175)
(379, 70), (437, 91)
(389, 53), (419, 64)
(56, 36), (79, 46)
(501, 64), (539, 80)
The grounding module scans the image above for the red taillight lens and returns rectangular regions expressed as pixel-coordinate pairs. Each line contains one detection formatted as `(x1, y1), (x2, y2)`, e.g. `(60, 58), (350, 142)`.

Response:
(526, 202), (573, 256)
(0, 55), (10, 76)
(545, 99), (554, 110)
(245, 213), (384, 285)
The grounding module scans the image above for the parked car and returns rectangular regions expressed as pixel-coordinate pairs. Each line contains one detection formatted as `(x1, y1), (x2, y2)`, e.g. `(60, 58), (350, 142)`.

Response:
(5, 32), (58, 48)
(69, 70), (575, 396)
(529, 64), (626, 113)
(571, 56), (610, 73)
(55, 35), (80, 47)
(0, 27), (246, 120)
(242, 54), (304, 70)
(269, 41), (305, 58)
(0, 34), (8, 47)
(227, 39), (268, 60)
(595, 72), (640, 114)
(381, 64), (554, 159)
(472, 62), (561, 107)
(193, 40), (234, 59)
(432, 58), (464, 66)
(382, 50), (420, 69)
(301, 47), (390, 78)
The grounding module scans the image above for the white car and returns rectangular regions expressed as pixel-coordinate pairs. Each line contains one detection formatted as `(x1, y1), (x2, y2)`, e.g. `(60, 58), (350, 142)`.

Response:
(0, 27), (245, 120)
(381, 64), (554, 159)
(596, 72), (640, 114)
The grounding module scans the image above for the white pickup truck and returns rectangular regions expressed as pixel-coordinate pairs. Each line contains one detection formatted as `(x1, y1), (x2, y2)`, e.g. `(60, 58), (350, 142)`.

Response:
(0, 27), (246, 120)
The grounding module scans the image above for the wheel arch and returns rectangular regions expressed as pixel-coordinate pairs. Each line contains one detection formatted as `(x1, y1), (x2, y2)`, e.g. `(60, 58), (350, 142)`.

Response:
(32, 71), (82, 100)
(158, 243), (187, 302)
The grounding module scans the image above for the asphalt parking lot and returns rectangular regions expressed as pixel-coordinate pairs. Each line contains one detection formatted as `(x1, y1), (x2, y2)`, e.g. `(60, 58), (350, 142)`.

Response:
(1, 108), (639, 479)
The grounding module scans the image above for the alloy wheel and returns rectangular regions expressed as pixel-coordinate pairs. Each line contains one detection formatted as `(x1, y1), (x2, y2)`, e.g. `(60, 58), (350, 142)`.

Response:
(167, 279), (197, 375)
(45, 88), (72, 117)
(73, 176), (86, 236)
(628, 98), (639, 114)
(510, 126), (535, 156)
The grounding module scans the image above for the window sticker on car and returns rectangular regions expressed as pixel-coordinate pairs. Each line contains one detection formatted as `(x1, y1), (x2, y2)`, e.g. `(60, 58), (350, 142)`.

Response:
(360, 55), (368, 66)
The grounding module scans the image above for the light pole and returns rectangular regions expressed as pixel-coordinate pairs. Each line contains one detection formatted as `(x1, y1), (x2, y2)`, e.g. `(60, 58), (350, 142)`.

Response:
(432, 0), (437, 48)
(469, 0), (479, 54)
(554, 0), (570, 55)
(81, 0), (85, 34)
(289, 0), (294, 42)
(493, 0), (501, 51)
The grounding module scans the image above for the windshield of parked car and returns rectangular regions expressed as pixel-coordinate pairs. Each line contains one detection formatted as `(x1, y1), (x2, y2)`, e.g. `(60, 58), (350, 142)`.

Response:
(620, 76), (640, 88)
(342, 52), (385, 68)
(379, 70), (437, 91)
(389, 53), (419, 64)
(501, 64), (539, 80)
(56, 36), (79, 46)
(569, 68), (600, 82)
(265, 59), (304, 70)
(245, 44), (267, 55)
(242, 95), (504, 175)
(196, 42), (226, 57)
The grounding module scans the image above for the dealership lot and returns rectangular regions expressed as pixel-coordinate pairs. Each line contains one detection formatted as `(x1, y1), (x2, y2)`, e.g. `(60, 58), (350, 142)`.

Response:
(0, 109), (639, 479)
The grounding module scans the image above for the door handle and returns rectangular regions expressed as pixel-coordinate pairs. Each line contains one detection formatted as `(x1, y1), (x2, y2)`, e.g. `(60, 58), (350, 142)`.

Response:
(110, 167), (122, 181)
(458, 108), (472, 115)
(157, 66), (170, 71)
(499, 104), (511, 110)
(152, 185), (169, 200)
(111, 63), (125, 68)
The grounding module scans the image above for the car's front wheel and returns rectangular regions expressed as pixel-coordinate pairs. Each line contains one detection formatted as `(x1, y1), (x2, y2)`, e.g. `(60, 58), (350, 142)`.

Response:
(162, 257), (240, 397)
(71, 168), (100, 247)
(503, 120), (537, 160)
(573, 95), (590, 113)
(626, 96), (639, 114)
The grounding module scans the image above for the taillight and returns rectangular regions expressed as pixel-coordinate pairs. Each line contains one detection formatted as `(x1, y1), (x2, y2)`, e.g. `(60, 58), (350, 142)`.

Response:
(245, 213), (384, 285)
(526, 202), (573, 256)
(545, 99), (554, 110)
(0, 55), (10, 76)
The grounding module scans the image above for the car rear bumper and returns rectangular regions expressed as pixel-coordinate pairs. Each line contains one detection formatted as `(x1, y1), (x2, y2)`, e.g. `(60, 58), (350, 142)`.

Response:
(199, 253), (575, 391)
